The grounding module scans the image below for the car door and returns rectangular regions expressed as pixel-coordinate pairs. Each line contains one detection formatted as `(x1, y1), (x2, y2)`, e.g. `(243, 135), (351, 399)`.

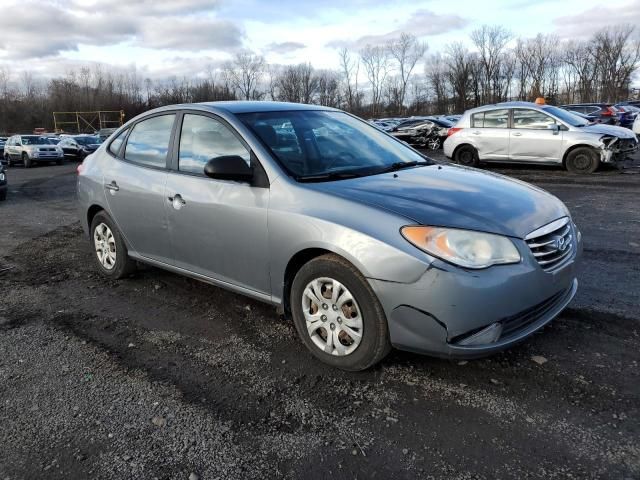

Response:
(164, 112), (270, 295)
(509, 108), (564, 163)
(103, 114), (175, 264)
(468, 109), (510, 160)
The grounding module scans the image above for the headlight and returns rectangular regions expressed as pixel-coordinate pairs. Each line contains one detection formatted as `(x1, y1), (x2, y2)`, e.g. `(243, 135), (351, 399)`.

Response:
(401, 226), (521, 269)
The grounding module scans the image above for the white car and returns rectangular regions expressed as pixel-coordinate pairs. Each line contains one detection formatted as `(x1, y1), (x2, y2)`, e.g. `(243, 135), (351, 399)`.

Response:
(444, 101), (638, 174)
(633, 114), (640, 136)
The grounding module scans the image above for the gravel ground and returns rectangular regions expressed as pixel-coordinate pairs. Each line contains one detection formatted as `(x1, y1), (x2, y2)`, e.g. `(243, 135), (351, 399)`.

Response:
(0, 154), (639, 479)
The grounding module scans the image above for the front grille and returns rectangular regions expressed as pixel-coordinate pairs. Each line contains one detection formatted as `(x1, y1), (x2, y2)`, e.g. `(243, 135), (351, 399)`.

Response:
(525, 217), (574, 272)
(500, 286), (570, 338)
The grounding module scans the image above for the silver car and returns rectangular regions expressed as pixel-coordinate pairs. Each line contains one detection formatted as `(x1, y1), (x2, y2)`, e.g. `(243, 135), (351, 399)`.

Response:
(443, 101), (638, 173)
(78, 102), (582, 371)
(4, 135), (64, 167)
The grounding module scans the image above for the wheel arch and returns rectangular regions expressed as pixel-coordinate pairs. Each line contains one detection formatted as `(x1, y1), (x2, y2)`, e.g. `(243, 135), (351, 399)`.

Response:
(87, 204), (106, 230)
(561, 143), (599, 167)
(452, 142), (478, 160)
(281, 247), (341, 317)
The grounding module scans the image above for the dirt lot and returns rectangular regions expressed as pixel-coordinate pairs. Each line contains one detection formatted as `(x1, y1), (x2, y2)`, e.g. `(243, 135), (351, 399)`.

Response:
(1, 154), (639, 480)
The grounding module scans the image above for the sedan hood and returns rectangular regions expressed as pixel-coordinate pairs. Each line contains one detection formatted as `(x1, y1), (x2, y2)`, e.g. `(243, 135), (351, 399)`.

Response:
(579, 123), (636, 138)
(309, 165), (568, 238)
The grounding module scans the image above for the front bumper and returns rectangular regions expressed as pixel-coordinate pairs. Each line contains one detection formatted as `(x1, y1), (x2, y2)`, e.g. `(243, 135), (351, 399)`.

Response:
(369, 232), (582, 359)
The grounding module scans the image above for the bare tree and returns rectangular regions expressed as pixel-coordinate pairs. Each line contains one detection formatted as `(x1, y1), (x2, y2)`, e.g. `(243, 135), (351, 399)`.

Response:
(227, 52), (266, 100)
(471, 25), (513, 104)
(444, 42), (474, 113)
(591, 25), (640, 101)
(360, 44), (389, 116)
(387, 33), (427, 114)
(338, 47), (360, 112)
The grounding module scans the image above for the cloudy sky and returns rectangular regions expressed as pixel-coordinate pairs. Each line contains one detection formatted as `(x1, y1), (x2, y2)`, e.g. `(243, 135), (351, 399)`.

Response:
(0, 0), (638, 79)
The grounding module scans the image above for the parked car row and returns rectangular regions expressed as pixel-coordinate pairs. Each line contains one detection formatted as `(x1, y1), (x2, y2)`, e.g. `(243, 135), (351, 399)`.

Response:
(369, 115), (462, 150)
(560, 103), (637, 129)
(1, 134), (102, 167)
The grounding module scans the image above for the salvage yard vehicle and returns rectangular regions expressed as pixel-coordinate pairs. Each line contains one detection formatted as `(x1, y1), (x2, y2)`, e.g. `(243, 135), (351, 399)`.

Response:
(391, 117), (453, 149)
(78, 101), (582, 371)
(0, 163), (6, 201)
(3, 135), (64, 168)
(59, 135), (102, 160)
(444, 101), (638, 174)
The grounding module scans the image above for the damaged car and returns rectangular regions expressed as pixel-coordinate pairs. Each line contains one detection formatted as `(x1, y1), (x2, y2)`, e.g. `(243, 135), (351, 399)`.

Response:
(391, 117), (453, 150)
(444, 101), (638, 173)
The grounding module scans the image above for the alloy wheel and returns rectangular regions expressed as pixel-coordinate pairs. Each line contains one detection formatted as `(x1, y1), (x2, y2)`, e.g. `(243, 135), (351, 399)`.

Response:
(93, 222), (116, 270)
(302, 277), (363, 356)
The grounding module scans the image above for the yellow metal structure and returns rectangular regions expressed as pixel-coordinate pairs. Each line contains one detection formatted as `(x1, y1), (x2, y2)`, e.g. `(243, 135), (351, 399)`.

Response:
(52, 110), (125, 134)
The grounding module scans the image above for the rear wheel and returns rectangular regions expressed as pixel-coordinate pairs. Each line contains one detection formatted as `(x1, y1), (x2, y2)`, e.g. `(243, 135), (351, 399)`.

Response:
(565, 147), (600, 174)
(427, 137), (442, 150)
(290, 254), (391, 371)
(90, 211), (137, 279)
(22, 153), (32, 168)
(454, 145), (479, 167)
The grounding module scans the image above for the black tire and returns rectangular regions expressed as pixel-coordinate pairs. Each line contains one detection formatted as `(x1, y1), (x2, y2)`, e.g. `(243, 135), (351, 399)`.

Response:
(22, 153), (32, 168)
(454, 144), (479, 167)
(290, 254), (391, 371)
(90, 211), (137, 279)
(565, 147), (600, 174)
(0, 190), (6, 201)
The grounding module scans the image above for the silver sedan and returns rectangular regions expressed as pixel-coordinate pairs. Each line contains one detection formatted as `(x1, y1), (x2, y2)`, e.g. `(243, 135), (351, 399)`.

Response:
(78, 101), (581, 371)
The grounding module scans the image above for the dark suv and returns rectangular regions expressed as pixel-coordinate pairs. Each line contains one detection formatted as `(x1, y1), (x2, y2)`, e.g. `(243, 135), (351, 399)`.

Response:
(560, 103), (623, 126)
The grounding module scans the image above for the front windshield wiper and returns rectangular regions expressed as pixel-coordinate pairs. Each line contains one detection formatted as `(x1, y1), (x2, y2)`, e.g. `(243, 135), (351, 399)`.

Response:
(296, 171), (363, 182)
(378, 160), (432, 173)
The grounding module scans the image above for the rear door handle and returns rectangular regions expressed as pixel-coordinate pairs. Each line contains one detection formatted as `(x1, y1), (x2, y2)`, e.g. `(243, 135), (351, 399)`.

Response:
(168, 193), (186, 210)
(105, 181), (119, 192)
(512, 132), (522, 137)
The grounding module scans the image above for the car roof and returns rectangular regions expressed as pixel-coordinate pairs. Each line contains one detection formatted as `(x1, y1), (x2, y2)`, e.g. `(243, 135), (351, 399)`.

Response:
(149, 101), (338, 116)
(466, 101), (546, 113)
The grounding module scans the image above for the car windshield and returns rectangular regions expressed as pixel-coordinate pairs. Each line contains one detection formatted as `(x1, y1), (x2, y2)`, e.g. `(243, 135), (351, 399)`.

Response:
(75, 136), (100, 145)
(543, 106), (588, 127)
(238, 110), (430, 180)
(21, 136), (51, 145)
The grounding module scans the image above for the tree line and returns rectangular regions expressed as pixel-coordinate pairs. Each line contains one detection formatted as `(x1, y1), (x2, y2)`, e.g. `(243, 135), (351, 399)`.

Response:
(0, 24), (638, 133)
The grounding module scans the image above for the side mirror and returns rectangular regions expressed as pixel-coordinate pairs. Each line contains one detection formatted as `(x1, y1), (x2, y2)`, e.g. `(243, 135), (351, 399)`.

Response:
(548, 124), (560, 135)
(204, 155), (253, 182)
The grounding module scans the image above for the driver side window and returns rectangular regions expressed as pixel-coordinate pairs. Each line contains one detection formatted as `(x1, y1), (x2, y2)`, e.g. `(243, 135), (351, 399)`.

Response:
(179, 114), (250, 175)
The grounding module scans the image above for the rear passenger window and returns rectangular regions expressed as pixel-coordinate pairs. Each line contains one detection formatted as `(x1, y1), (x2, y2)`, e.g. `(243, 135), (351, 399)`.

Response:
(108, 129), (128, 156)
(124, 115), (175, 168)
(178, 114), (250, 175)
(471, 109), (509, 128)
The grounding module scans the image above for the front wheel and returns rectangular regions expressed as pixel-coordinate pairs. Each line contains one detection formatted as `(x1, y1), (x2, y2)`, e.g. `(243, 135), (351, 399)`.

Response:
(454, 145), (479, 167)
(22, 153), (32, 168)
(565, 147), (600, 174)
(427, 137), (442, 150)
(290, 254), (391, 371)
(90, 211), (137, 279)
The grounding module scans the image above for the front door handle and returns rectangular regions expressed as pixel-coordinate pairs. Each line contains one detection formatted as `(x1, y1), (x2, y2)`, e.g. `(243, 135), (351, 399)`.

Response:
(105, 181), (119, 193)
(168, 193), (186, 210)
(512, 132), (523, 137)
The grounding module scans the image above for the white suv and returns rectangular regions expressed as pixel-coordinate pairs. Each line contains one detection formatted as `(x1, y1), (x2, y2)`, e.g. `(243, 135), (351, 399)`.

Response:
(3, 135), (64, 168)
(444, 101), (638, 174)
